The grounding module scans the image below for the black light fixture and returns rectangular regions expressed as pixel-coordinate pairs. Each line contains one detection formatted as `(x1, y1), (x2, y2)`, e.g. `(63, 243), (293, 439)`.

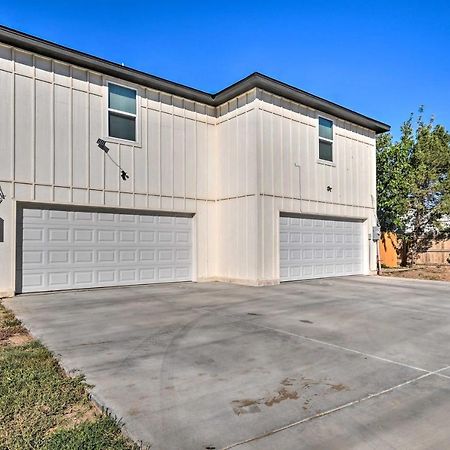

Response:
(97, 138), (130, 181)
(96, 138), (109, 153)
(327, 185), (332, 192)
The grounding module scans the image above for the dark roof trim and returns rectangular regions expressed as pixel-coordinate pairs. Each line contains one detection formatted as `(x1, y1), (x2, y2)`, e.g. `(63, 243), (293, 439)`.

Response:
(214, 73), (390, 133)
(0, 25), (390, 134)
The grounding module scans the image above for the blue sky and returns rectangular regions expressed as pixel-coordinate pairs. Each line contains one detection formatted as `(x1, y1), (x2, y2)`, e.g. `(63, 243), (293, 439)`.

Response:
(3, 0), (450, 137)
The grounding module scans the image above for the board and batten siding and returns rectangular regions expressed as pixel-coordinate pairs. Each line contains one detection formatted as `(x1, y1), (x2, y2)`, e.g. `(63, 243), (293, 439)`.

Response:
(0, 41), (378, 296)
(215, 93), (259, 283)
(255, 90), (377, 281)
(0, 43), (219, 295)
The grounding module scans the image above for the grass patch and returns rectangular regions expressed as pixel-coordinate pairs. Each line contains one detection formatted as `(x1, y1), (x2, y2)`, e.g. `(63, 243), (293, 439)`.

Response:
(0, 302), (139, 450)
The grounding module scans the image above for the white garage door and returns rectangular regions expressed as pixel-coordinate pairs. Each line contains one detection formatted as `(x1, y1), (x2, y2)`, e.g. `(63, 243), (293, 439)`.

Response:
(17, 207), (193, 293)
(280, 215), (363, 281)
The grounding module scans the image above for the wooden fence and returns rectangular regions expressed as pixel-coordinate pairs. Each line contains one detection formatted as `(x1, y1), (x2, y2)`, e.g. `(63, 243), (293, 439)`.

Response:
(380, 233), (450, 267)
(416, 241), (450, 265)
(379, 233), (398, 267)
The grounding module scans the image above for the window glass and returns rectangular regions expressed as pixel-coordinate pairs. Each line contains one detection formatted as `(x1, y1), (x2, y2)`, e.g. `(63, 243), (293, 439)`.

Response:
(109, 112), (136, 141)
(319, 117), (333, 140)
(109, 84), (136, 114)
(319, 140), (333, 162)
(108, 83), (137, 141)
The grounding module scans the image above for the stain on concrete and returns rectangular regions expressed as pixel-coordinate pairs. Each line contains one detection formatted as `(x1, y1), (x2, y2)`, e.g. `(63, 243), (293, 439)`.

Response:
(232, 381), (299, 415)
(299, 319), (314, 324)
(195, 356), (215, 365)
(281, 377), (296, 386)
(231, 399), (261, 415)
(128, 407), (140, 417)
(264, 387), (299, 406)
(231, 376), (348, 415)
(328, 383), (348, 392)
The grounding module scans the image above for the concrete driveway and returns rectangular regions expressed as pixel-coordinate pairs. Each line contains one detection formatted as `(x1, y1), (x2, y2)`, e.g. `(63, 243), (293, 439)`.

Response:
(5, 276), (450, 449)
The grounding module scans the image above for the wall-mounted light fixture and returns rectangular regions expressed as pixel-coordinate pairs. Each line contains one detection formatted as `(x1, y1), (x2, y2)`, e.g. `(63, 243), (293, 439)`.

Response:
(96, 138), (109, 153)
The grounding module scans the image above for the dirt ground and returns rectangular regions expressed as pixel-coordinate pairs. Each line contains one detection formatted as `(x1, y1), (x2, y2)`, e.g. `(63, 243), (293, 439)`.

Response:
(382, 265), (450, 282)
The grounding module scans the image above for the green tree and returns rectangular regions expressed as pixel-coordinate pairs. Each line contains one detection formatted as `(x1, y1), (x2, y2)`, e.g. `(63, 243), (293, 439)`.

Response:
(376, 109), (450, 266)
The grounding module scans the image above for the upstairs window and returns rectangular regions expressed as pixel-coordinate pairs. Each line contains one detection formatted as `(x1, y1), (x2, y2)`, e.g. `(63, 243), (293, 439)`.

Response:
(108, 83), (137, 141)
(318, 117), (333, 162)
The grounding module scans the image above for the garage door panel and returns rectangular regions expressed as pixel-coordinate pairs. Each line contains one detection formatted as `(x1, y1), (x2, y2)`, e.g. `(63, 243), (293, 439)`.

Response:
(139, 268), (156, 282)
(98, 229), (115, 242)
(18, 207), (193, 293)
(23, 250), (43, 264)
(140, 249), (156, 261)
(74, 271), (93, 284)
(23, 227), (44, 242)
(175, 267), (190, 278)
(48, 250), (70, 264)
(139, 231), (155, 242)
(280, 215), (363, 281)
(175, 217), (190, 225)
(23, 208), (44, 219)
(21, 273), (44, 290)
(118, 230), (135, 242)
(98, 270), (115, 283)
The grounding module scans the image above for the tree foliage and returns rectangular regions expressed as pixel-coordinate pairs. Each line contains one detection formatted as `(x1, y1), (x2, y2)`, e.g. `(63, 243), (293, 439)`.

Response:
(376, 108), (450, 266)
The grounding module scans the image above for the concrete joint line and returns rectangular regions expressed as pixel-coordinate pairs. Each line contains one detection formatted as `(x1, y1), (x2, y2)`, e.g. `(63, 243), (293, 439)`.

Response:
(222, 364), (450, 449)
(251, 323), (437, 375)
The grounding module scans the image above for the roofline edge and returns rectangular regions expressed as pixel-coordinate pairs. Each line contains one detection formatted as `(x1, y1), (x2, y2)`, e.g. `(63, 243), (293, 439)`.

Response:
(0, 25), (390, 133)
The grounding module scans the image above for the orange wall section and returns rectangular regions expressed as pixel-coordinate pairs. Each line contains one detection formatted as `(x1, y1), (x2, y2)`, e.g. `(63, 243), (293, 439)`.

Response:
(380, 232), (398, 268)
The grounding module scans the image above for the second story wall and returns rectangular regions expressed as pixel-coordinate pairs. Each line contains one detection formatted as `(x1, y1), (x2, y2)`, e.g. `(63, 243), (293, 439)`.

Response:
(256, 89), (377, 212)
(0, 44), (217, 211)
(0, 44), (377, 213)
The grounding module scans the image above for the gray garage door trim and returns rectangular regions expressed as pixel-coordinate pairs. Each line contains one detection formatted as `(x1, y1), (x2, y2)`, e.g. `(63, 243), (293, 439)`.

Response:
(280, 214), (364, 282)
(16, 204), (194, 293)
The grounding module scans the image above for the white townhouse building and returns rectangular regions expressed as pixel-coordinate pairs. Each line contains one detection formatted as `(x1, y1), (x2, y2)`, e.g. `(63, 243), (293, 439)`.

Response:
(0, 26), (389, 296)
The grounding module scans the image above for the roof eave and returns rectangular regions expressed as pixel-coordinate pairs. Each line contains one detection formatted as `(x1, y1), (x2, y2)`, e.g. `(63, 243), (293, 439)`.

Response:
(214, 73), (390, 134)
(0, 25), (390, 134)
(0, 25), (214, 104)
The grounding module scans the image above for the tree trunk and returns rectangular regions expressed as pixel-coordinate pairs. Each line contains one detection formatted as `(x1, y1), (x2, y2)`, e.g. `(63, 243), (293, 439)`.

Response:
(407, 238), (420, 267)
(400, 240), (409, 267)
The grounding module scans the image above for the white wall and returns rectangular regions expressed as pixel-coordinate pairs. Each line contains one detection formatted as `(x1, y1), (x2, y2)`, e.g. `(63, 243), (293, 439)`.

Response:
(213, 92), (259, 284)
(255, 89), (378, 282)
(0, 44), (218, 296)
(0, 42), (378, 296)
